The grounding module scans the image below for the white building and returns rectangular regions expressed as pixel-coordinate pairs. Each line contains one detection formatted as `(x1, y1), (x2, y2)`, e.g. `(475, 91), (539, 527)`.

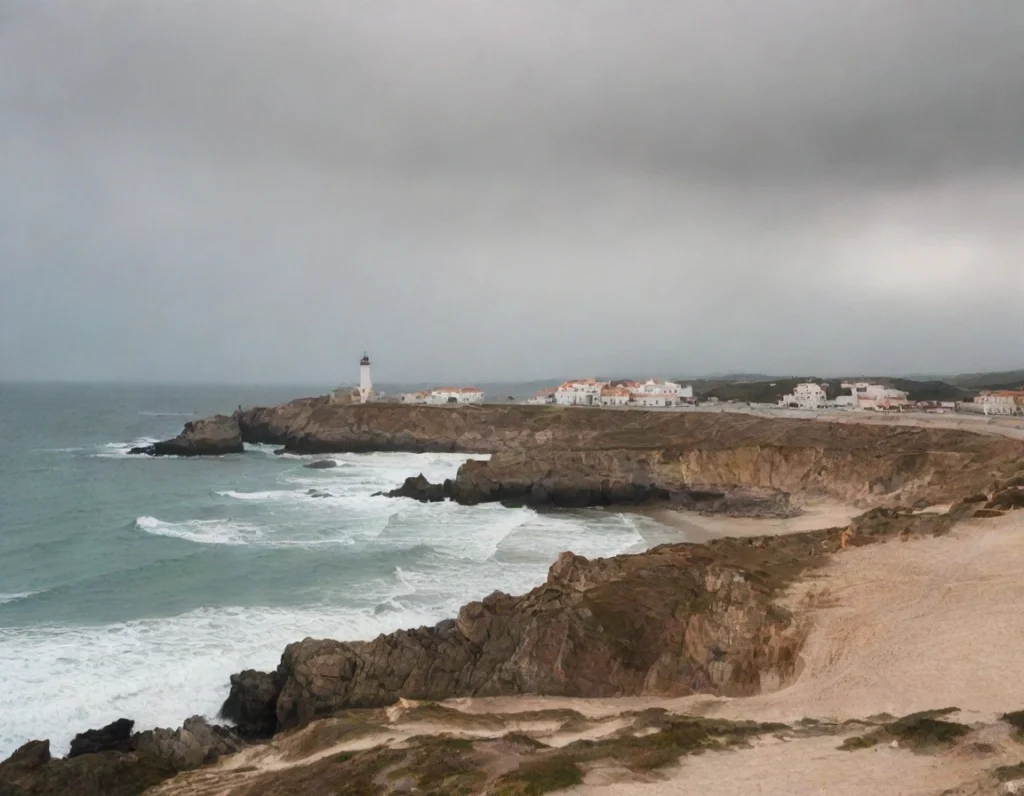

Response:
(631, 379), (694, 401)
(527, 388), (557, 405)
(599, 386), (631, 406)
(555, 379), (607, 406)
(838, 382), (909, 411)
(974, 391), (1024, 415)
(779, 383), (828, 410)
(359, 354), (374, 404)
(427, 387), (485, 405)
(631, 392), (679, 408)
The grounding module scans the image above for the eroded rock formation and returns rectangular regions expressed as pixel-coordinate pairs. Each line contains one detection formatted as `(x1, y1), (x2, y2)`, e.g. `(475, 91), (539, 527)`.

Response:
(0, 718), (242, 796)
(130, 415), (243, 457)
(139, 401), (1024, 511)
(221, 509), (954, 736)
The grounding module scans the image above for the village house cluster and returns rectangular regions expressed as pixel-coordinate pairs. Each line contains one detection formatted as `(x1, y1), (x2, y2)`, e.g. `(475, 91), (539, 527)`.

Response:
(972, 390), (1024, 415)
(529, 378), (695, 408)
(778, 382), (912, 411)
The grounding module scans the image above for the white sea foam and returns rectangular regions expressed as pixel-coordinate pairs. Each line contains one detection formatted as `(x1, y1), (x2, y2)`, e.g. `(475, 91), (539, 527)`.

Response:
(2, 448), (663, 761)
(0, 592), (38, 605)
(134, 516), (264, 546)
(93, 437), (162, 458)
(0, 602), (448, 758)
(215, 489), (302, 502)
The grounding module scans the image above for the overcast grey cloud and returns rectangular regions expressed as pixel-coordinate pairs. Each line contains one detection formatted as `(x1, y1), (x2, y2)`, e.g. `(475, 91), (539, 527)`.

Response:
(2, 0), (1023, 384)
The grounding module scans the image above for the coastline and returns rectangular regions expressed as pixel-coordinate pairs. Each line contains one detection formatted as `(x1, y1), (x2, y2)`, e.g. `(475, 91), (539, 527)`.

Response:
(6, 398), (1024, 796)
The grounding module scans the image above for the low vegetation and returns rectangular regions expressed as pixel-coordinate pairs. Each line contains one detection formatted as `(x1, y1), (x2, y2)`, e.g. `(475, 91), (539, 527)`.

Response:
(839, 709), (970, 752)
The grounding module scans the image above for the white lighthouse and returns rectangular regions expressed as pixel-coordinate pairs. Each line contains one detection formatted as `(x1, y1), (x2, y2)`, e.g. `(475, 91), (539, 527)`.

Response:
(358, 353), (373, 404)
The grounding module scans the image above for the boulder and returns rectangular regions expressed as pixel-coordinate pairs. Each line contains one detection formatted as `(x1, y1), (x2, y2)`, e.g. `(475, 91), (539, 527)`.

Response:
(0, 717), (241, 796)
(381, 474), (450, 502)
(220, 669), (283, 739)
(304, 460), (337, 470)
(131, 415), (243, 457)
(133, 716), (243, 769)
(68, 718), (135, 758)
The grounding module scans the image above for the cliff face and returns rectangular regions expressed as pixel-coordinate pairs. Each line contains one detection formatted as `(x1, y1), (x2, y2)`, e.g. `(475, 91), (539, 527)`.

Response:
(235, 401), (615, 454)
(229, 533), (821, 734)
(127, 401), (1022, 507)
(443, 441), (1004, 509)
(227, 403), (1023, 508)
(221, 509), (957, 737)
(129, 415), (244, 457)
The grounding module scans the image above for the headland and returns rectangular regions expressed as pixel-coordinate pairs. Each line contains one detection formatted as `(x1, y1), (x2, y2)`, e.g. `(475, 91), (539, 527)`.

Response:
(7, 398), (1024, 796)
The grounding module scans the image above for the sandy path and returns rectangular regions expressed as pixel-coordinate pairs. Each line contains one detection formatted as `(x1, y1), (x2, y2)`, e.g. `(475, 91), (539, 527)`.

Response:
(642, 499), (863, 541)
(707, 512), (1024, 724)
(691, 404), (1024, 442)
(449, 512), (1024, 795)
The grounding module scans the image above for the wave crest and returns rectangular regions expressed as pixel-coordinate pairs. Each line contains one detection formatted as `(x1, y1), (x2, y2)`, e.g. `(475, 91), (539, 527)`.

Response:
(134, 516), (263, 546)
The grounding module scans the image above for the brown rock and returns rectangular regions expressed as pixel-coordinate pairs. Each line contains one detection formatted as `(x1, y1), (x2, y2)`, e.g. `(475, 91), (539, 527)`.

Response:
(68, 718), (135, 758)
(131, 415), (243, 457)
(0, 719), (242, 796)
(986, 487), (1024, 511)
(220, 670), (283, 739)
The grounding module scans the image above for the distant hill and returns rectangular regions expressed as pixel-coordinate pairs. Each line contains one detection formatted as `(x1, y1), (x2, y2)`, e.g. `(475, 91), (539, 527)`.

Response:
(946, 370), (1024, 391)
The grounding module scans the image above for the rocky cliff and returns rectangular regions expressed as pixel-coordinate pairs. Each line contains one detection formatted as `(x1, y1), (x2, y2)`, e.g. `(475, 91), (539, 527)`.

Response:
(392, 432), (1022, 510)
(220, 508), (958, 737)
(0, 718), (241, 796)
(144, 403), (1023, 511)
(130, 415), (243, 457)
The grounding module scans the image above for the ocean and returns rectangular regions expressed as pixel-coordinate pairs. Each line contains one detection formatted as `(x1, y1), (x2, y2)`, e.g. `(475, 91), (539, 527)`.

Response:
(0, 383), (676, 758)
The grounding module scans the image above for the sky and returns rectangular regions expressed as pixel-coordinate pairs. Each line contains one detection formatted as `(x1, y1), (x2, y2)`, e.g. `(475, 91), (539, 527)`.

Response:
(2, 0), (1023, 384)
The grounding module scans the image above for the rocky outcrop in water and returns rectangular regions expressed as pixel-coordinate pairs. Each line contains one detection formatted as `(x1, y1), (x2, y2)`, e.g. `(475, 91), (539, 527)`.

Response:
(304, 459), (337, 469)
(130, 415), (243, 457)
(0, 717), (242, 796)
(379, 473), (451, 502)
(68, 718), (135, 758)
(220, 669), (283, 739)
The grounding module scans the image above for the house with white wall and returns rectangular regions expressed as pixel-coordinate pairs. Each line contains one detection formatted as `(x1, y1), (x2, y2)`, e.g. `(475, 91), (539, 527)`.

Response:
(630, 379), (694, 403)
(779, 383), (828, 409)
(400, 387), (485, 404)
(599, 386), (631, 406)
(838, 382), (909, 411)
(974, 390), (1024, 415)
(428, 387), (485, 405)
(555, 379), (607, 406)
(527, 388), (557, 405)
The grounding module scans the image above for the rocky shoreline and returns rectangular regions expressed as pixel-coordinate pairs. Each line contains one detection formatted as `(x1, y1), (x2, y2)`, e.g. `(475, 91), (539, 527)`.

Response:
(9, 398), (1024, 795)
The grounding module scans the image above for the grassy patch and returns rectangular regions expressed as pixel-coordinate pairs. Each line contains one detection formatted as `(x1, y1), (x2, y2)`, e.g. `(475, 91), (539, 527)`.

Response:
(839, 709), (969, 753)
(503, 732), (549, 749)
(493, 757), (585, 795)
(995, 762), (1024, 782)
(1001, 711), (1024, 736)
(390, 735), (487, 796)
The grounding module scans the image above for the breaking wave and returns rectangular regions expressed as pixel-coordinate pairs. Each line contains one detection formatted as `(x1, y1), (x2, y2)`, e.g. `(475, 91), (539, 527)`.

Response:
(134, 516), (264, 546)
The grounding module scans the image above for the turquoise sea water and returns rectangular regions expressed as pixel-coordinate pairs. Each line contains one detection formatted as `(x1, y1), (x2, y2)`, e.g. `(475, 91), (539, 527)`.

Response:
(0, 384), (672, 757)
